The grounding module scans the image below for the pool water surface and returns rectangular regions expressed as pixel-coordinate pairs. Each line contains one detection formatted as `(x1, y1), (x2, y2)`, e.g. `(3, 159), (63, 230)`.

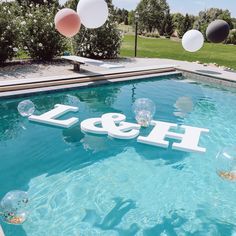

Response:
(0, 74), (236, 235)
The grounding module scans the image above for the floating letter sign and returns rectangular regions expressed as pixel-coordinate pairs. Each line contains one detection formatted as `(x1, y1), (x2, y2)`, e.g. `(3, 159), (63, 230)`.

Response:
(28, 104), (209, 153)
(81, 113), (141, 139)
(29, 104), (79, 128)
(138, 120), (209, 153)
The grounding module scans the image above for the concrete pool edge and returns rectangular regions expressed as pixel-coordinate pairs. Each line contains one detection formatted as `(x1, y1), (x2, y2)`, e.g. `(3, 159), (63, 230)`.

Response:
(180, 70), (236, 88)
(0, 64), (236, 98)
(0, 66), (178, 98)
(0, 71), (180, 98)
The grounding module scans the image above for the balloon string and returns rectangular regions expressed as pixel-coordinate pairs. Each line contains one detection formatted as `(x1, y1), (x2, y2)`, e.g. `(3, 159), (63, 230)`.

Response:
(78, 27), (88, 50)
(70, 38), (74, 55)
(70, 28), (87, 56)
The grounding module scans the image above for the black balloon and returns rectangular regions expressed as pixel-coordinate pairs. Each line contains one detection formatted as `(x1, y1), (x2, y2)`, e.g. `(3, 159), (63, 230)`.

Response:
(206, 20), (230, 43)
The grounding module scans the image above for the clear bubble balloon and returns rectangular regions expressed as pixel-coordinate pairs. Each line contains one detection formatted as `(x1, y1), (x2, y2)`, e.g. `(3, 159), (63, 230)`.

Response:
(133, 98), (156, 127)
(216, 147), (236, 181)
(17, 100), (35, 117)
(0, 191), (29, 225)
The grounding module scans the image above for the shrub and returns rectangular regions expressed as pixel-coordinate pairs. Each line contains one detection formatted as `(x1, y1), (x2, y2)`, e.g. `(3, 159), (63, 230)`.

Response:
(226, 29), (236, 45)
(74, 22), (121, 59)
(20, 4), (65, 61)
(0, 3), (20, 64)
(73, 0), (121, 60)
(143, 32), (160, 38)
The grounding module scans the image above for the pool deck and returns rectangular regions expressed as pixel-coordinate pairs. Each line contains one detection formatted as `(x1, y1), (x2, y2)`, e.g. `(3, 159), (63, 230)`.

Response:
(0, 57), (235, 97)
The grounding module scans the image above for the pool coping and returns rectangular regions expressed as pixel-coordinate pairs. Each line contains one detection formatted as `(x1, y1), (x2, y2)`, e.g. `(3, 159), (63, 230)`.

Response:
(180, 69), (236, 88)
(0, 63), (236, 98)
(0, 65), (177, 98)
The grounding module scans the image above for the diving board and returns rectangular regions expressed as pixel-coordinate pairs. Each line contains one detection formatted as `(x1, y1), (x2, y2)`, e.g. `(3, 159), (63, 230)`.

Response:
(61, 56), (124, 71)
(62, 56), (103, 71)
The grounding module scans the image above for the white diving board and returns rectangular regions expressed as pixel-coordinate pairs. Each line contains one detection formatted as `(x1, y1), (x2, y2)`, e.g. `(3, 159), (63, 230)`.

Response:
(61, 56), (124, 71)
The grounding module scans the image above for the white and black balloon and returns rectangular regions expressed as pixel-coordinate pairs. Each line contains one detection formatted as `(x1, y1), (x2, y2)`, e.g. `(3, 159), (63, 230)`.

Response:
(17, 100), (35, 117)
(206, 20), (230, 43)
(133, 98), (156, 127)
(77, 0), (109, 29)
(216, 146), (236, 181)
(0, 191), (29, 225)
(182, 30), (204, 52)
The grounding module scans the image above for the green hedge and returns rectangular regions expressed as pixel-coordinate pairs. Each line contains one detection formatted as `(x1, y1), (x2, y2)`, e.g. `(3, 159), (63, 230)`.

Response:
(19, 4), (66, 61)
(0, 3), (20, 64)
(0, 2), (65, 64)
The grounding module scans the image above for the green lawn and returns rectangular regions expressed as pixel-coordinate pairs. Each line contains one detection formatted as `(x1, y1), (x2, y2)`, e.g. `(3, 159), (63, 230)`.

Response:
(120, 35), (236, 70)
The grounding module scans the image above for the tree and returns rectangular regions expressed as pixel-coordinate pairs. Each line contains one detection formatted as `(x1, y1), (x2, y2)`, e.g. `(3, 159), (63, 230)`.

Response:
(16, 0), (58, 7)
(163, 10), (174, 37)
(136, 0), (170, 33)
(123, 9), (129, 25)
(172, 13), (184, 28)
(178, 14), (192, 38)
(73, 0), (121, 59)
(195, 8), (233, 40)
(232, 18), (236, 28)
(115, 8), (123, 24)
(128, 10), (135, 25)
(114, 8), (129, 25)
(226, 29), (236, 44)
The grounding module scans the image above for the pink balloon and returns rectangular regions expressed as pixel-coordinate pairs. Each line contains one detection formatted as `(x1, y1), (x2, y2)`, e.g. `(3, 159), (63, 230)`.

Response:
(54, 8), (81, 38)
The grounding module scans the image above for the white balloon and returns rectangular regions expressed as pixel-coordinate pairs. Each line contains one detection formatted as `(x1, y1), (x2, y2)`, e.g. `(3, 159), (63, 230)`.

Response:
(77, 0), (109, 29)
(182, 30), (204, 52)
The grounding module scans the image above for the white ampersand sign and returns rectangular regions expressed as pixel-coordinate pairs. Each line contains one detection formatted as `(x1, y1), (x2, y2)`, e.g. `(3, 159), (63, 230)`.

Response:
(81, 113), (141, 139)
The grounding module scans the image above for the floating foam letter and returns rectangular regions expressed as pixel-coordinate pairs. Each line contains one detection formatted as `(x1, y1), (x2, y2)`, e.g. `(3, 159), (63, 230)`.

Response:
(0, 225), (5, 236)
(81, 113), (141, 139)
(137, 120), (209, 153)
(29, 104), (79, 128)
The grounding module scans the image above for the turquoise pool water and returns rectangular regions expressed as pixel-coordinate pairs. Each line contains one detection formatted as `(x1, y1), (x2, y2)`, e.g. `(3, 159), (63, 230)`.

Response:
(0, 74), (236, 236)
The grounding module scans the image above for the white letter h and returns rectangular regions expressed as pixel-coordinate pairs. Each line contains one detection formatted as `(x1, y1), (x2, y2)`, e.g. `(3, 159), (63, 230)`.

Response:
(137, 120), (209, 153)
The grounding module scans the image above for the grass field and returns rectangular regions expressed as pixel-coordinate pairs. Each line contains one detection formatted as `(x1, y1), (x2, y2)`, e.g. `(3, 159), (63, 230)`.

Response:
(120, 35), (236, 70)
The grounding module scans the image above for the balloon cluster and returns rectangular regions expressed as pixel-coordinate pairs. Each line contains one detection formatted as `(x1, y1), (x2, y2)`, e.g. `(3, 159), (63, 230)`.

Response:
(216, 147), (236, 182)
(55, 0), (109, 38)
(133, 98), (156, 127)
(0, 191), (29, 225)
(182, 20), (230, 52)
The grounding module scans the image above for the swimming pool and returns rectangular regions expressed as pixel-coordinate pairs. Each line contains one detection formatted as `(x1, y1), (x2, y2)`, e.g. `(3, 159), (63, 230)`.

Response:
(0, 74), (236, 235)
